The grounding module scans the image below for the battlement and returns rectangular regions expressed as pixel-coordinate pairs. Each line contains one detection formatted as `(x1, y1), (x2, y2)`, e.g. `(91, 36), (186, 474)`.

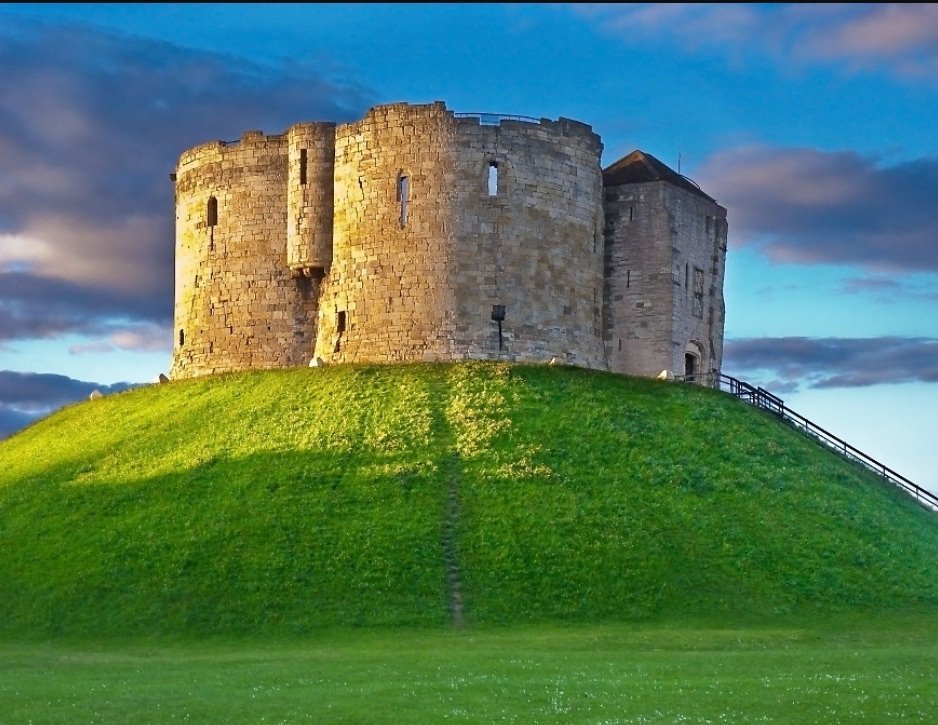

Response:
(169, 101), (727, 382)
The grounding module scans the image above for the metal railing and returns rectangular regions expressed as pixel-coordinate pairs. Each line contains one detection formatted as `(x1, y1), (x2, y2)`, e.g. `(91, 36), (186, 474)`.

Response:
(454, 112), (541, 126)
(675, 372), (938, 514)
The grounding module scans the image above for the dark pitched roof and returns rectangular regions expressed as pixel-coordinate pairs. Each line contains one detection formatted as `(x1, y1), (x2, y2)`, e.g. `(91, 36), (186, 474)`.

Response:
(602, 149), (716, 202)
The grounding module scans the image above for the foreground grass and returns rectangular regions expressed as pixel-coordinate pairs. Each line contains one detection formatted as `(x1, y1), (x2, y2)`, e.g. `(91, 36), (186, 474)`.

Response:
(2, 616), (937, 723)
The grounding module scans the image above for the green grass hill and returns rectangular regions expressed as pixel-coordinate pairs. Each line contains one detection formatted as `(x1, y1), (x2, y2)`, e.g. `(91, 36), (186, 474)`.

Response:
(1, 361), (935, 637)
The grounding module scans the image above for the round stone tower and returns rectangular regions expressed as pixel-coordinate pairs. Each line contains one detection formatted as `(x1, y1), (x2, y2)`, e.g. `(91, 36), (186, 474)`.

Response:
(287, 122), (336, 275)
(314, 102), (461, 363)
(314, 101), (607, 368)
(170, 131), (318, 379)
(449, 110), (606, 367)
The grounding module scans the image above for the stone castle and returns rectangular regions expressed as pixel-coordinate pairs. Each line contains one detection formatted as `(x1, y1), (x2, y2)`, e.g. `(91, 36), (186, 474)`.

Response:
(169, 101), (727, 381)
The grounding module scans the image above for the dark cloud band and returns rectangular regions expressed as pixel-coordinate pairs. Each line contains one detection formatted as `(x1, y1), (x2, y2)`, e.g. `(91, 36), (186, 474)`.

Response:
(724, 336), (938, 390)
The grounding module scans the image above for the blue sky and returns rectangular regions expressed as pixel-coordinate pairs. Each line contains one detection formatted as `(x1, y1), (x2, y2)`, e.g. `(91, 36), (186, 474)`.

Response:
(1, 3), (937, 494)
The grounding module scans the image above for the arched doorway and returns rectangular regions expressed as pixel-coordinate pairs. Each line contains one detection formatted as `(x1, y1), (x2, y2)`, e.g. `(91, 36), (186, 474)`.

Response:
(684, 352), (698, 382)
(683, 340), (706, 384)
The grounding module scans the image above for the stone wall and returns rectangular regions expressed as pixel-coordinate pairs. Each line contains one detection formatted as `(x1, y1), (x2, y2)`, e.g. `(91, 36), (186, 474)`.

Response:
(313, 102), (606, 368)
(287, 122), (336, 274)
(603, 183), (675, 377)
(314, 102), (460, 363)
(170, 131), (317, 379)
(665, 185), (727, 379)
(603, 181), (727, 379)
(449, 115), (606, 367)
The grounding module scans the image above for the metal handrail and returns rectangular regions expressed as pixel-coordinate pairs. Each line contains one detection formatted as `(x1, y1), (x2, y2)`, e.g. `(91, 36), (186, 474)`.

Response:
(454, 112), (541, 126)
(675, 372), (938, 514)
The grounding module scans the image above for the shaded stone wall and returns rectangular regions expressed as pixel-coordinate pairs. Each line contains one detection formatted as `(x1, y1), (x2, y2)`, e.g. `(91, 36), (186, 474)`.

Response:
(603, 183), (675, 377)
(449, 115), (606, 367)
(665, 185), (727, 379)
(603, 181), (727, 379)
(170, 131), (317, 379)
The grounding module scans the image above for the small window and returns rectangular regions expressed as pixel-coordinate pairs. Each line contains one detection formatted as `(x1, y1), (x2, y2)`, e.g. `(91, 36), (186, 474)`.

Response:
(397, 174), (410, 226)
(693, 268), (704, 318)
(337, 310), (347, 334)
(206, 196), (218, 227)
(487, 161), (498, 196)
(299, 149), (308, 185)
(178, 329), (185, 347)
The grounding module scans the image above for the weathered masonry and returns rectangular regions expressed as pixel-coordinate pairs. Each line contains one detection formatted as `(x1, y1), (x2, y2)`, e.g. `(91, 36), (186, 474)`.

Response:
(169, 101), (727, 382)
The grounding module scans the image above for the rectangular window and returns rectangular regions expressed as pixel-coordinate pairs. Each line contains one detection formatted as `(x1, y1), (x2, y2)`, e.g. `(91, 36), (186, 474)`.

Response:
(487, 162), (498, 196)
(337, 310), (347, 334)
(299, 149), (308, 185)
(398, 175), (410, 226)
(693, 267), (704, 318)
(207, 196), (218, 227)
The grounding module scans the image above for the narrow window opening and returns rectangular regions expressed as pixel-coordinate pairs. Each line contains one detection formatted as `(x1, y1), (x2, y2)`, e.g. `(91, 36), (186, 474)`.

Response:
(618, 339), (622, 352)
(178, 329), (185, 347)
(705, 215), (712, 235)
(491, 305), (506, 350)
(629, 206), (634, 221)
(299, 149), (308, 185)
(206, 196), (218, 227)
(693, 267), (704, 318)
(626, 269), (631, 288)
(397, 174), (410, 226)
(487, 162), (499, 196)
(334, 310), (347, 353)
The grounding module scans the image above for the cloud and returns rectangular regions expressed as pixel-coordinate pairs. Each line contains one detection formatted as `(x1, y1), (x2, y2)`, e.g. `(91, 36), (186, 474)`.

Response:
(724, 336), (938, 390)
(0, 405), (41, 439)
(67, 323), (173, 355)
(0, 369), (141, 439)
(0, 272), (168, 342)
(791, 3), (938, 79)
(0, 370), (137, 409)
(696, 145), (938, 273)
(0, 15), (371, 344)
(577, 3), (938, 80)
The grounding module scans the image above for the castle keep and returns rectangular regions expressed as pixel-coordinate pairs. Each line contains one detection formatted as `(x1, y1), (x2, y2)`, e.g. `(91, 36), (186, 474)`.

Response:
(170, 101), (727, 381)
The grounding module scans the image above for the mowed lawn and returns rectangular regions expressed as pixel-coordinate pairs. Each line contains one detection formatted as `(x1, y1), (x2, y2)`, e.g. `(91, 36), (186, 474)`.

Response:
(3, 615), (937, 723)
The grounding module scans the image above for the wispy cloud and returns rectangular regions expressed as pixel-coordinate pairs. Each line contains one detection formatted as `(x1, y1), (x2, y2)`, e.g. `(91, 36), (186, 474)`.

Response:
(724, 336), (938, 390)
(697, 145), (938, 273)
(577, 3), (938, 80)
(0, 16), (371, 346)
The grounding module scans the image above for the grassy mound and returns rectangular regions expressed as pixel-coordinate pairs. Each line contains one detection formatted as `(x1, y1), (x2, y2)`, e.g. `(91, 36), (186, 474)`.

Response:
(0, 362), (935, 636)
